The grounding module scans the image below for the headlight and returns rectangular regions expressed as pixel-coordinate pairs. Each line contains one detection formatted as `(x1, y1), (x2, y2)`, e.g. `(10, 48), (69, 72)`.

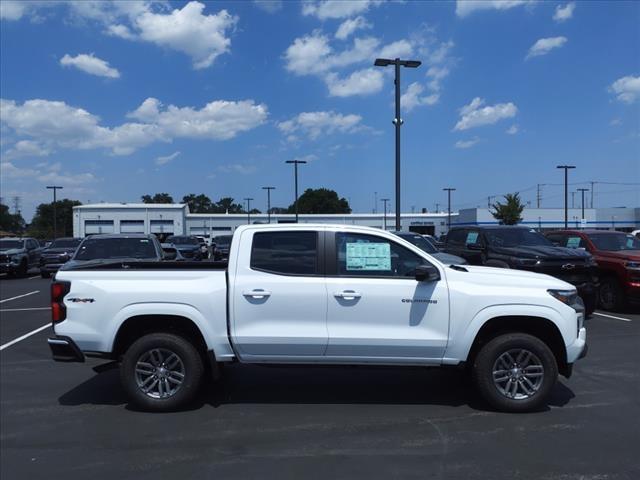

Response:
(547, 288), (578, 306)
(626, 261), (640, 270)
(9, 255), (20, 263)
(512, 257), (541, 266)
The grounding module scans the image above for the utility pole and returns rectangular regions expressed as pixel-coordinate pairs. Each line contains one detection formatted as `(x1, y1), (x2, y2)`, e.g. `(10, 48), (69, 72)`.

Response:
(577, 188), (589, 224)
(381, 198), (390, 230)
(571, 191), (576, 209)
(487, 196), (495, 209)
(285, 160), (307, 222)
(374, 191), (378, 214)
(536, 184), (544, 208)
(262, 187), (275, 223)
(556, 165), (575, 229)
(374, 57), (421, 231)
(244, 198), (253, 225)
(46, 186), (63, 239)
(12, 196), (20, 215)
(435, 202), (440, 213)
(443, 188), (456, 230)
(590, 181), (595, 208)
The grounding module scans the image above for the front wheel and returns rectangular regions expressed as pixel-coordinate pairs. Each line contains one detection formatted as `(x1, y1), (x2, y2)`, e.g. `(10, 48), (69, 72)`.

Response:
(472, 333), (558, 412)
(599, 277), (626, 312)
(120, 333), (204, 411)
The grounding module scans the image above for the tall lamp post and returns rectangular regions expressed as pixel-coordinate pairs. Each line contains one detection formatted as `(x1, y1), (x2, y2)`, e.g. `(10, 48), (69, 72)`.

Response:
(262, 186), (275, 223)
(285, 159), (307, 222)
(46, 186), (63, 239)
(244, 198), (253, 225)
(374, 57), (422, 231)
(556, 165), (576, 229)
(577, 188), (589, 226)
(443, 188), (455, 230)
(381, 198), (390, 230)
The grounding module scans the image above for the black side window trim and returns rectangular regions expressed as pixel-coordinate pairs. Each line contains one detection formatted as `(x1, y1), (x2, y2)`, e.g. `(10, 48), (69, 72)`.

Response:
(249, 230), (325, 277)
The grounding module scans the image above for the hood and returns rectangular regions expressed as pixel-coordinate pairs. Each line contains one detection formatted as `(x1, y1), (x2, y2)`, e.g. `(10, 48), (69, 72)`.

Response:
(43, 247), (76, 255)
(595, 249), (640, 261)
(0, 248), (24, 255)
(492, 245), (590, 260)
(458, 265), (573, 290)
(433, 252), (467, 265)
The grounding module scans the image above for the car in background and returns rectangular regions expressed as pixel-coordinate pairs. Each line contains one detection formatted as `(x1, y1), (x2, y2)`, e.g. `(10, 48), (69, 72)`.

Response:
(444, 225), (599, 314)
(0, 237), (42, 277)
(165, 235), (204, 260)
(545, 230), (640, 311)
(631, 229), (640, 239)
(422, 234), (444, 250)
(195, 236), (209, 259)
(213, 234), (233, 260)
(62, 234), (163, 270)
(160, 243), (188, 261)
(39, 237), (82, 278)
(393, 231), (467, 265)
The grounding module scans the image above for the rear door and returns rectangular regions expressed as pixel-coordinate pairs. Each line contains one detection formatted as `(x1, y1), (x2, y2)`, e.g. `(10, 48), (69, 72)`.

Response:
(231, 229), (328, 359)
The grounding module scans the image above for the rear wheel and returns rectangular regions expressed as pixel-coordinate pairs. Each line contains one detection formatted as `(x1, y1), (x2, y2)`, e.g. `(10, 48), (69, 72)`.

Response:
(472, 333), (558, 412)
(18, 260), (28, 277)
(121, 333), (204, 411)
(599, 277), (626, 312)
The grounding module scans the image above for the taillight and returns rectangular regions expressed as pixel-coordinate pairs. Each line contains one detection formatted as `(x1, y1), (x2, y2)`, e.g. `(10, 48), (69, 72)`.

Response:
(51, 281), (71, 324)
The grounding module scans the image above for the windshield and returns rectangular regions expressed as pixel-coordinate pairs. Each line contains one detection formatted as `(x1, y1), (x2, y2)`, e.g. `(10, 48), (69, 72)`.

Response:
(50, 239), (82, 248)
(0, 240), (24, 249)
(485, 229), (553, 248)
(398, 233), (437, 253)
(167, 236), (199, 245)
(74, 238), (158, 261)
(589, 233), (640, 251)
(215, 235), (232, 247)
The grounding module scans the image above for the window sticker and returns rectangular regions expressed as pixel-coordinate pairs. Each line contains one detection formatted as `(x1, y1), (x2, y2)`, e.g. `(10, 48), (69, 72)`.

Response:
(346, 242), (391, 271)
(466, 232), (479, 244)
(566, 237), (581, 248)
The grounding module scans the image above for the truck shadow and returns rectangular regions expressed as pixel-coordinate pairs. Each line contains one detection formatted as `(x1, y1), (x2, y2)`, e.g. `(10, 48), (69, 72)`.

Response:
(58, 363), (576, 413)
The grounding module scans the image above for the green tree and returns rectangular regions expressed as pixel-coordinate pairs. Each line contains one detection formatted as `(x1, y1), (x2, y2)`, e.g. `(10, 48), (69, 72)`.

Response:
(0, 203), (25, 234)
(491, 193), (525, 225)
(141, 193), (174, 204)
(28, 199), (82, 238)
(288, 188), (351, 214)
(182, 193), (214, 213)
(213, 197), (244, 213)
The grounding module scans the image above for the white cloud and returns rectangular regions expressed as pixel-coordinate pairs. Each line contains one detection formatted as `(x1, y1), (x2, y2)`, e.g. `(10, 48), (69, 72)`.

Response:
(0, 0), (30, 20)
(60, 53), (120, 78)
(506, 124), (519, 135)
(217, 164), (257, 174)
(0, 161), (95, 186)
(2, 140), (51, 159)
(378, 39), (413, 59)
(335, 16), (370, 40)
(37, 171), (96, 186)
(155, 151), (181, 166)
(253, 1), (283, 13)
(325, 68), (384, 97)
(526, 36), (567, 59)
(302, 0), (382, 20)
(610, 118), (622, 127)
(609, 75), (640, 104)
(454, 137), (480, 149)
(0, 97), (268, 156)
(553, 2), (575, 22)
(455, 0), (531, 18)
(454, 97), (517, 131)
(278, 111), (364, 140)
(401, 82), (439, 112)
(0, 161), (38, 178)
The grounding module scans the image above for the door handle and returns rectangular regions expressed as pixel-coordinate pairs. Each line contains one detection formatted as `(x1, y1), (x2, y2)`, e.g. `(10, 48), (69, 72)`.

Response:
(243, 289), (271, 299)
(334, 290), (361, 300)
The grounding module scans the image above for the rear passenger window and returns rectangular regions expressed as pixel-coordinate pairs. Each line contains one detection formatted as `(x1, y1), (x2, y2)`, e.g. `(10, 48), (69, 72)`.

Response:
(566, 236), (584, 248)
(465, 231), (479, 244)
(447, 229), (467, 245)
(251, 231), (318, 275)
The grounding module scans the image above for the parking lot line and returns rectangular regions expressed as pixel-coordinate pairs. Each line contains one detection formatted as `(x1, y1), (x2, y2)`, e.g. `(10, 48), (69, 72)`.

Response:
(0, 307), (51, 312)
(0, 323), (49, 351)
(593, 312), (632, 322)
(0, 290), (40, 304)
(28, 275), (41, 280)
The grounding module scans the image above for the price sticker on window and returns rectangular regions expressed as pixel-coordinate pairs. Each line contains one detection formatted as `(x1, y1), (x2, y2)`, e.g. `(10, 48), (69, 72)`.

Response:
(346, 242), (391, 271)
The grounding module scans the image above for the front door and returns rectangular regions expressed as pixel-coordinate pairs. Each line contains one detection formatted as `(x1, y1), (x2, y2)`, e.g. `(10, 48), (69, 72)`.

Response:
(325, 232), (450, 362)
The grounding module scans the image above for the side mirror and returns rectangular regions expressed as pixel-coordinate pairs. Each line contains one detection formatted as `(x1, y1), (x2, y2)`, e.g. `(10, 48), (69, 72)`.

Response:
(467, 243), (484, 251)
(415, 264), (440, 282)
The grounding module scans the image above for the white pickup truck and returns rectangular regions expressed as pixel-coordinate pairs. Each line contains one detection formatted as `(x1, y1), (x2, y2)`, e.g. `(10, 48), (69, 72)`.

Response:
(48, 224), (587, 412)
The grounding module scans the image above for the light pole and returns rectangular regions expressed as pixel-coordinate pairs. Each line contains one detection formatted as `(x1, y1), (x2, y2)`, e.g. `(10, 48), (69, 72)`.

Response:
(262, 187), (275, 223)
(285, 160), (307, 222)
(577, 188), (589, 225)
(374, 57), (422, 231)
(381, 198), (390, 230)
(556, 165), (576, 229)
(244, 198), (253, 224)
(443, 188), (456, 230)
(46, 186), (63, 239)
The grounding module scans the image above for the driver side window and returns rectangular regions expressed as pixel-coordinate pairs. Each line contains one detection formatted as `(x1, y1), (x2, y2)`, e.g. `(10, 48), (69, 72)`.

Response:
(335, 232), (428, 278)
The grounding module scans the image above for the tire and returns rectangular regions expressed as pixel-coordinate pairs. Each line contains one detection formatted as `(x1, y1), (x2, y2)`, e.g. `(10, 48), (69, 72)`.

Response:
(120, 333), (204, 412)
(598, 277), (626, 312)
(41, 270), (51, 279)
(472, 333), (558, 412)
(484, 260), (510, 269)
(18, 260), (28, 277)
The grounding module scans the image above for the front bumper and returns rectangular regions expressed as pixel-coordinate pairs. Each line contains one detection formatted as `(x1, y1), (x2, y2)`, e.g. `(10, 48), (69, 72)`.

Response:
(566, 327), (587, 364)
(0, 263), (19, 273)
(48, 336), (85, 362)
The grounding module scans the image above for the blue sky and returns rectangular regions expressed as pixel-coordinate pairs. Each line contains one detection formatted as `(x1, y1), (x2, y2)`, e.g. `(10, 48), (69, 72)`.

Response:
(1, 0), (639, 220)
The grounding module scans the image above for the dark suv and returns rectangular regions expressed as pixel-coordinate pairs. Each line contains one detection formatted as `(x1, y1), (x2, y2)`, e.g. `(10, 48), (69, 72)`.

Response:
(39, 237), (82, 278)
(443, 226), (598, 314)
(0, 237), (42, 277)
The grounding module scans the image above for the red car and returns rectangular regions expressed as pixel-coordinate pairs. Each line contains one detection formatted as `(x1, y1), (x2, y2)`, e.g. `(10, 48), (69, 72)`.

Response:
(546, 230), (640, 311)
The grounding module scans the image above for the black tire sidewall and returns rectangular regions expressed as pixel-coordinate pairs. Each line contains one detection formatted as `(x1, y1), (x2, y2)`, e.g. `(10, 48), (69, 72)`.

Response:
(599, 277), (624, 311)
(472, 333), (558, 412)
(121, 333), (204, 412)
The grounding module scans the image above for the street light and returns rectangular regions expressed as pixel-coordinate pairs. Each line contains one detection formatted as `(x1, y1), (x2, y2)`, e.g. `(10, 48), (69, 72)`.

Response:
(577, 188), (589, 226)
(285, 159), (307, 222)
(244, 197), (253, 224)
(556, 165), (576, 229)
(46, 186), (63, 239)
(380, 198), (390, 230)
(262, 187), (275, 223)
(374, 56), (421, 231)
(443, 188), (456, 230)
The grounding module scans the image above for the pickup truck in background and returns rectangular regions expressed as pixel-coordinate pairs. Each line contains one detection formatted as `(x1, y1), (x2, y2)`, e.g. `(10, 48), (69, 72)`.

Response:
(0, 237), (42, 277)
(48, 224), (587, 413)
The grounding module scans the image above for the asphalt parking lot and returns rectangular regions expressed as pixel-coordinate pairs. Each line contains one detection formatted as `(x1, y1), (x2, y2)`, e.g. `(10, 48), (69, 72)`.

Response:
(1, 274), (639, 480)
